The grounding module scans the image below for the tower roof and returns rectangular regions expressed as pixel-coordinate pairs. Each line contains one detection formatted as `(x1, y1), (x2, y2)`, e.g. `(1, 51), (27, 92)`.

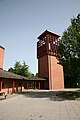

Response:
(0, 45), (5, 50)
(38, 30), (61, 39)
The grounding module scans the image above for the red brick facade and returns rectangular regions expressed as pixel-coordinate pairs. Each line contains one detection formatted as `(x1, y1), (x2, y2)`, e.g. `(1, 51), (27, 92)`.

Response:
(48, 55), (64, 89)
(0, 45), (45, 94)
(37, 30), (64, 89)
(0, 68), (45, 94)
(0, 46), (5, 69)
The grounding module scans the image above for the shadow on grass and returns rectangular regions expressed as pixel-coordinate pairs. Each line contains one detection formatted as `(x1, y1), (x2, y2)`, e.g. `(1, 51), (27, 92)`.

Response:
(17, 89), (80, 101)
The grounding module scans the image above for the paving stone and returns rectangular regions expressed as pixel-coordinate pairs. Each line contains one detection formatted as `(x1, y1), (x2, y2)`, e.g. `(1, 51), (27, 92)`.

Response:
(0, 90), (80, 120)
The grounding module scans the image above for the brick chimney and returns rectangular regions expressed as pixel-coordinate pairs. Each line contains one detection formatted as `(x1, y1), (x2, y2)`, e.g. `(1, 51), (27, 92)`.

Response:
(0, 46), (5, 69)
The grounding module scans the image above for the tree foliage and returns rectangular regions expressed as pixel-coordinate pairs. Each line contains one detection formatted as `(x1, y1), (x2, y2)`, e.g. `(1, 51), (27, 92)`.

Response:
(58, 13), (80, 87)
(8, 61), (34, 77)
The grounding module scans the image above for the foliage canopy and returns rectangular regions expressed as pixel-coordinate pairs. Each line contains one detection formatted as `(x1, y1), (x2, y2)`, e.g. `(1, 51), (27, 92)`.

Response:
(58, 13), (80, 87)
(8, 61), (34, 77)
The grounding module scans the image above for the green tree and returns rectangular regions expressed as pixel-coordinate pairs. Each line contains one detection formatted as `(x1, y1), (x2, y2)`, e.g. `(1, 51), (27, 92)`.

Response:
(58, 13), (80, 87)
(8, 61), (34, 77)
(35, 73), (38, 77)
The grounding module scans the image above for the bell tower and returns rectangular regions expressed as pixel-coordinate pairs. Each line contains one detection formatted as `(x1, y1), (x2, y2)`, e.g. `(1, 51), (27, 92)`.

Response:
(37, 30), (64, 89)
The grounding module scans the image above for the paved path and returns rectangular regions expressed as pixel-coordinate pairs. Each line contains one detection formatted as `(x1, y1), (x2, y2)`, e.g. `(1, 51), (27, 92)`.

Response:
(0, 90), (80, 120)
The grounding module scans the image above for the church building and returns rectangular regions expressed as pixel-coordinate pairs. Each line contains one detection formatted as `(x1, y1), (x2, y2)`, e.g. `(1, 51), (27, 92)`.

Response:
(0, 46), (45, 94)
(0, 29), (64, 94)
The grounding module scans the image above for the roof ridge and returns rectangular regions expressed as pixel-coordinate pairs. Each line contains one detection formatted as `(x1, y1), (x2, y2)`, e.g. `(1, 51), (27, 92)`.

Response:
(0, 45), (5, 49)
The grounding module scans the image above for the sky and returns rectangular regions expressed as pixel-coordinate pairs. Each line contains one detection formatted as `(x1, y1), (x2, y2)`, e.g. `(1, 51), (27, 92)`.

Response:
(0, 0), (80, 74)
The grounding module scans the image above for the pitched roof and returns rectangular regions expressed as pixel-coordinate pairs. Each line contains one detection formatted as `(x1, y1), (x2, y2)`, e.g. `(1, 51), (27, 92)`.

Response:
(0, 68), (27, 80)
(0, 69), (46, 81)
(38, 30), (60, 39)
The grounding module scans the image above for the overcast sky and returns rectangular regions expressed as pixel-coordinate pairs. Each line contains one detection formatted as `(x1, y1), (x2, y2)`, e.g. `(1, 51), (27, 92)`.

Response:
(0, 0), (80, 74)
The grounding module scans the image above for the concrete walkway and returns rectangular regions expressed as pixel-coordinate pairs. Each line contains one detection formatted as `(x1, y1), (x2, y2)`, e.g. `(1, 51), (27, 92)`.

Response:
(0, 90), (80, 120)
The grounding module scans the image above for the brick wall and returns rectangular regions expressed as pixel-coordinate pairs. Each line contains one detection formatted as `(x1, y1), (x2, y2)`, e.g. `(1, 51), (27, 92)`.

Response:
(38, 55), (64, 89)
(0, 46), (5, 69)
(38, 55), (48, 78)
(48, 55), (64, 89)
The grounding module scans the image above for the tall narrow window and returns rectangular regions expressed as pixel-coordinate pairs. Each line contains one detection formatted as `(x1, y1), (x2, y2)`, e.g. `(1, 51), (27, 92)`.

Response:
(2, 82), (4, 88)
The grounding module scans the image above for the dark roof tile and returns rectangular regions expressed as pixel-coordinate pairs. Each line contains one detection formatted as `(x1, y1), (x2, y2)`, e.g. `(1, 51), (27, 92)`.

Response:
(0, 69), (46, 81)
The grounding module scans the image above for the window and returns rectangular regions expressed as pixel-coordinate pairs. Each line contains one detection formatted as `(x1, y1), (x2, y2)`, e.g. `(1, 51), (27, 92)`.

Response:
(2, 82), (4, 88)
